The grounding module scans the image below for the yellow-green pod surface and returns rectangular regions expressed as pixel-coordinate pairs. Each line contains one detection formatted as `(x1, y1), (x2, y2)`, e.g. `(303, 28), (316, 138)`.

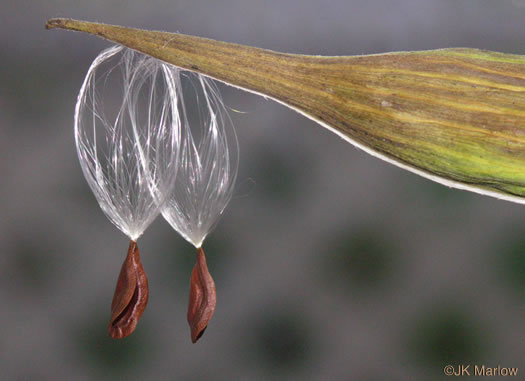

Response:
(47, 18), (525, 203)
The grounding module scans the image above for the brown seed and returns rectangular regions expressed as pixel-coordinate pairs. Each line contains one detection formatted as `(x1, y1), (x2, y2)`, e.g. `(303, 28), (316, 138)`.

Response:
(108, 240), (149, 339)
(187, 247), (216, 343)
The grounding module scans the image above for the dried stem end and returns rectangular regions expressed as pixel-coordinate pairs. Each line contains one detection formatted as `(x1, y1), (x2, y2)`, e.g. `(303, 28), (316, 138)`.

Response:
(108, 240), (149, 339)
(187, 247), (216, 343)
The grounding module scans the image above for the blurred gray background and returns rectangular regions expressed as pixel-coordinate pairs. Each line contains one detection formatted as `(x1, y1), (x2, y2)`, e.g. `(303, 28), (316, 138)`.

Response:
(2, 0), (525, 379)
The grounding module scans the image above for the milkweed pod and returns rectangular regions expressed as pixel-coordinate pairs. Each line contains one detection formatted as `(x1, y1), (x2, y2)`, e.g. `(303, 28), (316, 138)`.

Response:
(52, 19), (525, 204)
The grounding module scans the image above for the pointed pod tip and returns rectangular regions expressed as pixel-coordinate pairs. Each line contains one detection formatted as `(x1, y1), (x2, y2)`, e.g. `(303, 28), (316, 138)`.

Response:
(45, 18), (67, 30)
(45, 18), (93, 34)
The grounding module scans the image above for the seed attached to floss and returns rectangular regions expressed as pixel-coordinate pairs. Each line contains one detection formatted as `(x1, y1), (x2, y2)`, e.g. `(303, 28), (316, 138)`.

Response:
(161, 73), (238, 342)
(187, 248), (216, 343)
(74, 43), (236, 342)
(74, 46), (180, 338)
(109, 241), (149, 339)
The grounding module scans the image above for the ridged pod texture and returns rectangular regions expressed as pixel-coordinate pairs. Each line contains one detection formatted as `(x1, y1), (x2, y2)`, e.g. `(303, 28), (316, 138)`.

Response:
(50, 18), (525, 203)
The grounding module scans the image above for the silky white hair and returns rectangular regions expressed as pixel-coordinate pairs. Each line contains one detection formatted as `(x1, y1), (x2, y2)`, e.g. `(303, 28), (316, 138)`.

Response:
(75, 45), (180, 240)
(161, 72), (239, 248)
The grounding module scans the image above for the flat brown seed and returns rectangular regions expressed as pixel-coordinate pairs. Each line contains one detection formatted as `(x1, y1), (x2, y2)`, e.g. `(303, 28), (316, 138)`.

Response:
(108, 240), (149, 339)
(187, 247), (216, 343)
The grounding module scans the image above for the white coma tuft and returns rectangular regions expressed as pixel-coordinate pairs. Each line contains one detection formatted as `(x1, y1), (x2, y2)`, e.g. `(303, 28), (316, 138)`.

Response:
(161, 73), (239, 248)
(75, 45), (180, 241)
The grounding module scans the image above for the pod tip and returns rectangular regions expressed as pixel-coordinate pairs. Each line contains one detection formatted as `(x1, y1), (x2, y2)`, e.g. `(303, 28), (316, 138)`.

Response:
(45, 18), (67, 30)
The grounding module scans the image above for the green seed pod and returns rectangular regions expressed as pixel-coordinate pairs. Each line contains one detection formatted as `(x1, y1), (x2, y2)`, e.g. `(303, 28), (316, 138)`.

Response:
(47, 18), (525, 203)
